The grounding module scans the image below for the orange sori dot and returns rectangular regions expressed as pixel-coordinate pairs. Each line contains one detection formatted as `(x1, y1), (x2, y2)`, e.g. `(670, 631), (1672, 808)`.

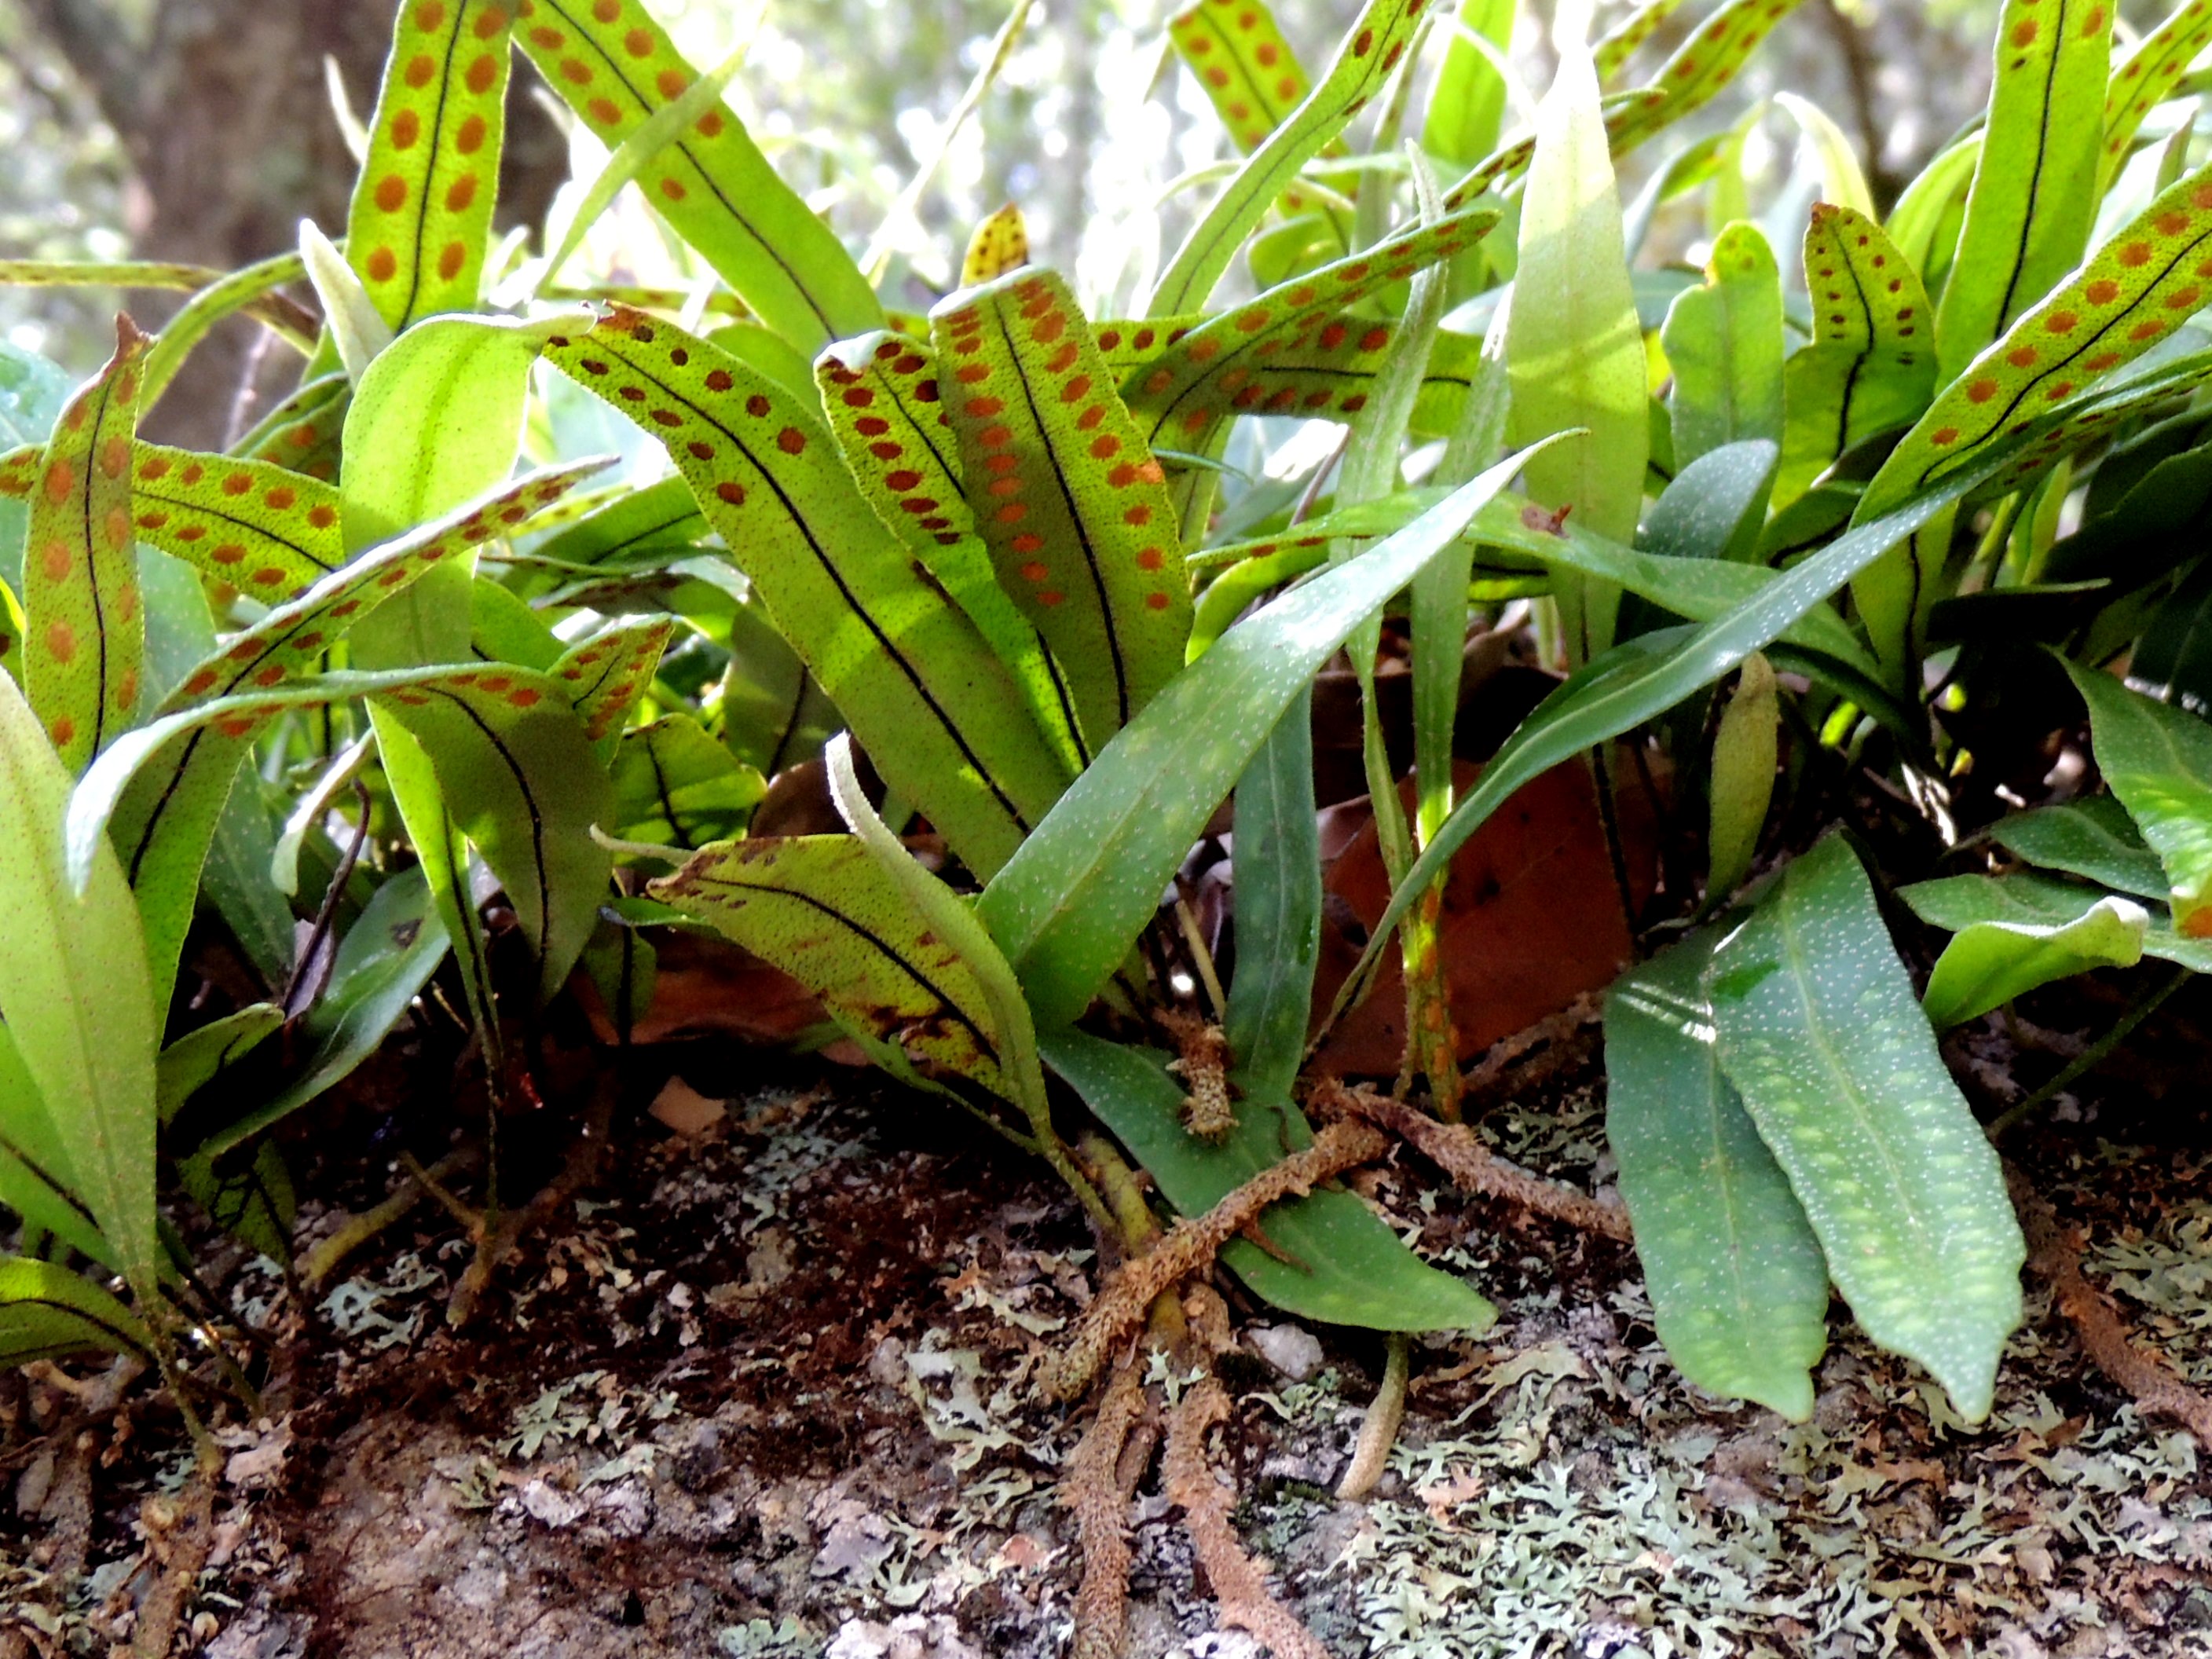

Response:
(624, 27), (653, 55)
(48, 716), (75, 747)
(1125, 505), (1152, 527)
(2157, 212), (2192, 235)
(223, 471), (253, 496)
(475, 5), (509, 37)
(2084, 279), (2120, 305)
(182, 668), (218, 697)
(135, 511), (167, 529)
(657, 68), (687, 99)
(2167, 283), (2205, 309)
(659, 178), (687, 202)
(1966, 379), (1999, 403)
(1019, 560), (1049, 581)
(99, 436), (129, 478)
(138, 454), (170, 481)
(1076, 405), (1105, 431)
(1036, 589), (1064, 606)
(588, 97), (621, 123)
(375, 174), (407, 212)
(405, 53), (437, 86)
(1143, 368), (1174, 396)
(994, 503), (1028, 524)
(111, 580), (137, 624)
(508, 687), (542, 707)
(696, 111), (725, 138)
(558, 57), (591, 85)
(469, 55), (502, 93)
(307, 504), (337, 529)
(213, 543), (246, 565)
(446, 174), (478, 212)
(2119, 241), (2152, 267)
(1046, 344), (1079, 373)
(2044, 310), (2078, 333)
(776, 427), (808, 455)
(437, 241), (467, 280)
(1090, 434), (1121, 460)
(2005, 346), (2038, 368)
(45, 621), (76, 665)
(527, 24), (562, 46)
(1135, 548), (1164, 571)
(2084, 352), (2122, 372)
(416, 2), (447, 27)
(252, 663), (286, 687)
(1358, 325), (1390, 353)
(986, 477), (1021, 498)
(687, 441), (715, 460)
(1144, 592), (1170, 610)
(1929, 427), (1961, 445)
(2009, 18), (2037, 46)
(745, 394), (770, 416)
(42, 459), (74, 505)
(2082, 4), (2105, 34)
(103, 507), (130, 550)
(366, 247), (400, 283)
(593, 0), (621, 20)
(716, 482), (746, 505)
(39, 540), (71, 579)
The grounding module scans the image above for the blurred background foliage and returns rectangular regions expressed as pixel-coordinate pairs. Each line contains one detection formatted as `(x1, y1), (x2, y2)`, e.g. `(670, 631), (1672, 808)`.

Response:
(0, 0), (2035, 415)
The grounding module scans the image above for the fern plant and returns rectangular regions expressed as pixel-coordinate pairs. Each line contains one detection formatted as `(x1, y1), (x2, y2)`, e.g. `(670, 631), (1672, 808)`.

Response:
(0, 0), (2207, 1437)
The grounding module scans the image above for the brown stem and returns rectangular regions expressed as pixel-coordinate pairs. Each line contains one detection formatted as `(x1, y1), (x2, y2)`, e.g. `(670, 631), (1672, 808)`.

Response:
(2013, 1167), (2212, 1446)
(1163, 1375), (1329, 1659)
(1041, 1120), (1386, 1401)
(445, 1083), (615, 1328)
(1320, 1079), (1631, 1242)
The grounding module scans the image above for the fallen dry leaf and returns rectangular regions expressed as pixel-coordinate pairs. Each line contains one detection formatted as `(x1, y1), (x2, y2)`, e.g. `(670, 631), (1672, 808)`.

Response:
(1309, 756), (1658, 1077)
(576, 925), (830, 1047)
(648, 1076), (727, 1136)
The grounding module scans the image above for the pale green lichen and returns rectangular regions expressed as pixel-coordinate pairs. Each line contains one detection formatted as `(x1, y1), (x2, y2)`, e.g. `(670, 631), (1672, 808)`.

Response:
(1238, 1180), (2212, 1659)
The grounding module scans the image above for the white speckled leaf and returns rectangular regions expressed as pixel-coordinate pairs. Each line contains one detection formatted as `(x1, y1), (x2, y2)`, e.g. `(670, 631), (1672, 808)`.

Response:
(1706, 834), (2024, 1422)
(1607, 931), (1828, 1419)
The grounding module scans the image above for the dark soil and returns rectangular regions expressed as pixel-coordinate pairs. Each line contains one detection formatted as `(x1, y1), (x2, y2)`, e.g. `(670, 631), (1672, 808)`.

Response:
(5, 988), (2212, 1659)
